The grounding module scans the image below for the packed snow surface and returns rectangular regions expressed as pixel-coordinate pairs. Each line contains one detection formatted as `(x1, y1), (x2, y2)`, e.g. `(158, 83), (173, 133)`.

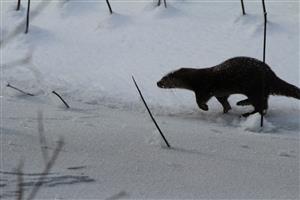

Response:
(1, 0), (299, 199)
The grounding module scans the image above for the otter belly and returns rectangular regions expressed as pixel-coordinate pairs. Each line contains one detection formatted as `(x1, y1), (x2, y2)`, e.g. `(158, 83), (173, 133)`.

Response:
(213, 88), (242, 97)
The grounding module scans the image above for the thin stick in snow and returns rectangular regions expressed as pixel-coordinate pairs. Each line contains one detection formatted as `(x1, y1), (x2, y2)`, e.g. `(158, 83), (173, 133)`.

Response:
(1, 55), (31, 69)
(16, 160), (24, 200)
(26, 138), (64, 200)
(6, 83), (34, 96)
(262, 0), (267, 19)
(262, 2), (267, 63)
(106, 0), (113, 14)
(157, 0), (167, 8)
(38, 111), (49, 165)
(240, 0), (246, 15)
(261, 0), (267, 127)
(16, 0), (21, 11)
(132, 76), (171, 148)
(52, 91), (70, 109)
(1, 0), (53, 48)
(25, 0), (31, 34)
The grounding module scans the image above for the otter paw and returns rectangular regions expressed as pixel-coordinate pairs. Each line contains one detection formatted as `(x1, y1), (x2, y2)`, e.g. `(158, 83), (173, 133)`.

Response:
(237, 99), (251, 106)
(241, 110), (257, 117)
(241, 113), (250, 117)
(199, 104), (209, 111)
(223, 105), (232, 113)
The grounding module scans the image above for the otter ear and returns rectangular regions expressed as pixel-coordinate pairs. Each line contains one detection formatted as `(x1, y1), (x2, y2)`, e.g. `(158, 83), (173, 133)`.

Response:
(166, 70), (176, 77)
(167, 68), (187, 77)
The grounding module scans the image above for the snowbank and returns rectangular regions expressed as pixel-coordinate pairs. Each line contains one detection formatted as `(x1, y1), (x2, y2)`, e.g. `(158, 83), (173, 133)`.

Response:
(2, 1), (299, 114)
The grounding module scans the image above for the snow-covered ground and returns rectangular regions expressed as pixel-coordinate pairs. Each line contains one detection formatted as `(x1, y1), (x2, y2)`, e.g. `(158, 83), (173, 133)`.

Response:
(1, 0), (299, 199)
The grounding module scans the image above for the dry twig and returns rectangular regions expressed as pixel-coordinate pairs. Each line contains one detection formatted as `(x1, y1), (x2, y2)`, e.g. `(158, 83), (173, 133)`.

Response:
(26, 138), (64, 200)
(52, 91), (70, 109)
(37, 111), (49, 165)
(1, 0), (53, 48)
(16, 161), (24, 200)
(6, 83), (34, 96)
(132, 76), (170, 148)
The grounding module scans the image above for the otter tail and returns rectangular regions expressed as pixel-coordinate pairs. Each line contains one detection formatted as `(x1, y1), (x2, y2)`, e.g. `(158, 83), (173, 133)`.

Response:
(270, 77), (300, 99)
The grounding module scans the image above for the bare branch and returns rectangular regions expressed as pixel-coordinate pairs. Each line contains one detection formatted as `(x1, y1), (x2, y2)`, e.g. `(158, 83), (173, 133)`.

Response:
(16, 0), (21, 11)
(52, 91), (70, 109)
(1, 54), (32, 69)
(6, 83), (35, 96)
(26, 138), (64, 200)
(157, 0), (167, 8)
(1, 0), (53, 48)
(132, 76), (170, 148)
(37, 111), (49, 165)
(240, 0), (246, 15)
(157, 0), (161, 6)
(16, 160), (24, 200)
(163, 0), (167, 8)
(261, 0), (268, 127)
(106, 0), (113, 14)
(25, 0), (31, 34)
(106, 191), (129, 200)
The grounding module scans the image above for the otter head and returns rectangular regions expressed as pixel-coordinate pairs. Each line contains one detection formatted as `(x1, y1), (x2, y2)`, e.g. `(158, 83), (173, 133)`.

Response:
(157, 68), (190, 89)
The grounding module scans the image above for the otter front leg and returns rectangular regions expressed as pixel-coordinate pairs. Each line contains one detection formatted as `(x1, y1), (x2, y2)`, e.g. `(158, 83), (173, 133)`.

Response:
(216, 96), (231, 113)
(195, 92), (211, 111)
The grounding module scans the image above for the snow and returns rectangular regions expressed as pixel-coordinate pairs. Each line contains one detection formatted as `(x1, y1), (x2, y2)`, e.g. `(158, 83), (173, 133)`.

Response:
(240, 113), (276, 133)
(1, 0), (299, 199)
(2, 97), (299, 199)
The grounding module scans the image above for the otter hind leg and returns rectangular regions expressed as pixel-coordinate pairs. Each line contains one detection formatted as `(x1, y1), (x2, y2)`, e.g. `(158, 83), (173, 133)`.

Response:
(242, 110), (257, 117)
(216, 96), (231, 113)
(237, 98), (251, 106)
(241, 94), (269, 117)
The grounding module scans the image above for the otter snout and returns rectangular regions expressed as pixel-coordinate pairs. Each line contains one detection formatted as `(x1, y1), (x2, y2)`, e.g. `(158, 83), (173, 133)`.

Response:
(157, 80), (164, 88)
(157, 76), (175, 88)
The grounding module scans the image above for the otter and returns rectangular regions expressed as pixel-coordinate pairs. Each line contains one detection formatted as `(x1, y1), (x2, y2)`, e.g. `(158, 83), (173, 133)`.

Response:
(157, 57), (300, 117)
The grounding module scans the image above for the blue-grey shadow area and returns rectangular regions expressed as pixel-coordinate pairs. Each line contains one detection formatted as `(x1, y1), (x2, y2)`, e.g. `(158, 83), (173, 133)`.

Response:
(0, 170), (95, 199)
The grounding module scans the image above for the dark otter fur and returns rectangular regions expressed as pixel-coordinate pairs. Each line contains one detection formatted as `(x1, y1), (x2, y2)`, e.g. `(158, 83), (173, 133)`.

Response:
(157, 57), (300, 117)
